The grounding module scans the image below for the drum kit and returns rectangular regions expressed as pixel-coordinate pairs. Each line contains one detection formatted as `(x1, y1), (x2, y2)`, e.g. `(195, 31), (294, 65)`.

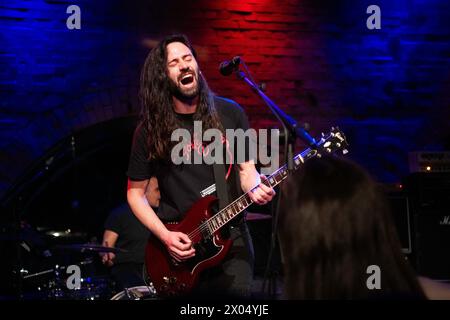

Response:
(110, 285), (157, 300)
(3, 224), (157, 300)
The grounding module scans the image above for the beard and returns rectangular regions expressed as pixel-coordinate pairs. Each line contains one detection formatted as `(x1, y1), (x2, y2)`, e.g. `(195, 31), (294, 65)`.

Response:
(168, 70), (201, 100)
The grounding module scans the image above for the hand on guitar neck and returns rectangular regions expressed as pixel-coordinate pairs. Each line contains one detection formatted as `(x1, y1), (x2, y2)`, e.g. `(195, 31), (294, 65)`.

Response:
(247, 174), (276, 205)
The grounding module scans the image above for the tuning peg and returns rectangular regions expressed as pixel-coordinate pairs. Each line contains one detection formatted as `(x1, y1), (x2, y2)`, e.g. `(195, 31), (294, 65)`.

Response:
(342, 149), (349, 155)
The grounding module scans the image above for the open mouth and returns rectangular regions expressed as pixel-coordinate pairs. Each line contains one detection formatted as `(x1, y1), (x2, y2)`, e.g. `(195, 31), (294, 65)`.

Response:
(180, 73), (194, 85)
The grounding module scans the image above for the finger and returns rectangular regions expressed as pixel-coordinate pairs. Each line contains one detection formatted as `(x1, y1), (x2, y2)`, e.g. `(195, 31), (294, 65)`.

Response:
(171, 247), (185, 258)
(171, 249), (194, 262)
(249, 189), (262, 204)
(178, 233), (192, 245)
(259, 193), (271, 203)
(248, 191), (258, 204)
(261, 189), (274, 201)
(181, 247), (196, 257)
(259, 174), (268, 183)
(254, 187), (271, 202)
(178, 247), (196, 259)
(175, 235), (192, 250)
(259, 183), (275, 198)
(179, 250), (195, 261)
(258, 177), (275, 195)
(258, 183), (273, 195)
(249, 191), (266, 205)
(173, 240), (191, 251)
(169, 249), (184, 261)
(171, 253), (182, 262)
(171, 247), (192, 258)
(254, 187), (272, 201)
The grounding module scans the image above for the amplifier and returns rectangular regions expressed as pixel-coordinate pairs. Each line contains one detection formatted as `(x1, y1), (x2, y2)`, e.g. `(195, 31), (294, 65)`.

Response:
(414, 212), (450, 280)
(409, 151), (450, 173)
(387, 196), (412, 254)
(403, 172), (450, 280)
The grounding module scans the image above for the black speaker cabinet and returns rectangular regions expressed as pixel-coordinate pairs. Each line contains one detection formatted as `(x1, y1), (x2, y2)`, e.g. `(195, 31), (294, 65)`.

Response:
(414, 212), (450, 280)
(387, 196), (412, 254)
(404, 173), (450, 280)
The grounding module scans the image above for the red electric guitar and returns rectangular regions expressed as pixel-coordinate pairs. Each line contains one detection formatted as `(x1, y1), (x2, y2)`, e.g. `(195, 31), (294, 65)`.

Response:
(144, 127), (348, 296)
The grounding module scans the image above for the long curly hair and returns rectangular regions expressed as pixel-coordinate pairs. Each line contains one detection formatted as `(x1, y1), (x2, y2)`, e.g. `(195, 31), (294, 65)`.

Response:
(139, 34), (223, 161)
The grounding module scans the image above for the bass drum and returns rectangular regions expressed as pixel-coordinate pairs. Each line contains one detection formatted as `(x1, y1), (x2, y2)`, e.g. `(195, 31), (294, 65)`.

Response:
(110, 285), (158, 300)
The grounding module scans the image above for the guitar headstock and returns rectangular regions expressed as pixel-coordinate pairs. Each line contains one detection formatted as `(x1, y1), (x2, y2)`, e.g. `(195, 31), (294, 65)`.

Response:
(317, 127), (349, 155)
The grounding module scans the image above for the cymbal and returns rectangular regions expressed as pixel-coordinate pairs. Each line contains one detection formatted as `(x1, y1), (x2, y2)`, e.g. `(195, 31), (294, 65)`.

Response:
(0, 232), (42, 243)
(52, 244), (128, 253)
(0, 229), (46, 246)
(42, 229), (87, 239)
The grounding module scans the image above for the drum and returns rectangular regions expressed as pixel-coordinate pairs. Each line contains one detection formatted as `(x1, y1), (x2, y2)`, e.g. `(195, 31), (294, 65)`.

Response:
(110, 285), (157, 300)
(46, 273), (115, 300)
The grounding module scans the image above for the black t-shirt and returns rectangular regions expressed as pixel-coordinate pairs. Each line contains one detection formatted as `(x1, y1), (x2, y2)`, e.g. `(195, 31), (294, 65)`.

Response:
(126, 96), (252, 221)
(104, 203), (151, 264)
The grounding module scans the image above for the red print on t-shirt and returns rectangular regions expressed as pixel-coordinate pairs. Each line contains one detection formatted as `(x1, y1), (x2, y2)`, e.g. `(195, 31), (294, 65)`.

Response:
(181, 133), (233, 180)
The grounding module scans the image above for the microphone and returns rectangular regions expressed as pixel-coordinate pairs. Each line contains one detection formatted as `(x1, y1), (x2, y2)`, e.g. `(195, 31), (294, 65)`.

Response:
(219, 56), (241, 76)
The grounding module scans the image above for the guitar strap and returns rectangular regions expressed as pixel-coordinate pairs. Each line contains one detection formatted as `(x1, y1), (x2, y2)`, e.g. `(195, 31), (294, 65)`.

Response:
(213, 109), (230, 211)
(212, 105), (245, 226)
(213, 152), (246, 234)
(213, 163), (229, 210)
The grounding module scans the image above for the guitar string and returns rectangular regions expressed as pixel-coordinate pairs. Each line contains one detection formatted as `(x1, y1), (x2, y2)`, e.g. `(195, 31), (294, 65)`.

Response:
(186, 149), (311, 240)
(185, 155), (301, 241)
(185, 162), (293, 240)
(185, 149), (311, 240)
(188, 133), (344, 240)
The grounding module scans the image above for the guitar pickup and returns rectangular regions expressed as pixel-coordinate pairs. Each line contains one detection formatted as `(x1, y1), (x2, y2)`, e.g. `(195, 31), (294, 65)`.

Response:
(201, 224), (212, 239)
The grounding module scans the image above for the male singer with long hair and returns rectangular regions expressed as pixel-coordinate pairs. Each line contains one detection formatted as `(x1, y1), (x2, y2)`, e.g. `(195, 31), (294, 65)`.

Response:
(126, 34), (274, 297)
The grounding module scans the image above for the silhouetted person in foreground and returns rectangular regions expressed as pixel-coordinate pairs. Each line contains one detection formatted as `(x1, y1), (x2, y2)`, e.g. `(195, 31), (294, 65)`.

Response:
(279, 156), (450, 300)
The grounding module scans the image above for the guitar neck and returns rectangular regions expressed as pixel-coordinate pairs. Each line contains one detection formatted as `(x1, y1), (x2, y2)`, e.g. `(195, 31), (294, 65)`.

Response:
(205, 147), (320, 234)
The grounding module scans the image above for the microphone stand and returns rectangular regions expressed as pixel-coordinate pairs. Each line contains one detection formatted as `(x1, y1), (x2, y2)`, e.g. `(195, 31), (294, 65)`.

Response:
(233, 62), (317, 298)
(235, 68), (317, 162)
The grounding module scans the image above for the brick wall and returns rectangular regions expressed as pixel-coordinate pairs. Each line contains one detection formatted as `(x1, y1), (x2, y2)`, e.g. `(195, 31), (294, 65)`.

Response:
(1, 0), (449, 198)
